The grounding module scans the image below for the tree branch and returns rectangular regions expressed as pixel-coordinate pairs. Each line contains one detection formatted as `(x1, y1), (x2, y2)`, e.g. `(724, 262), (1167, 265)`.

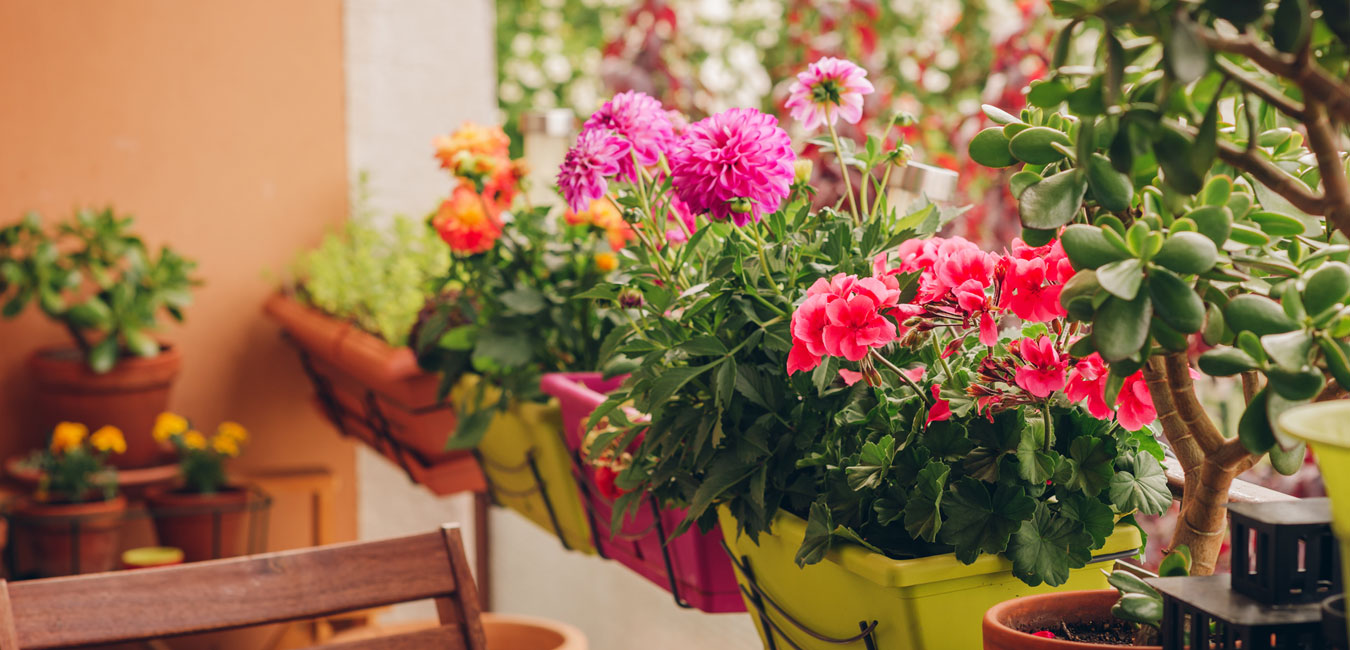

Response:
(1196, 27), (1350, 124)
(1143, 356), (1204, 470)
(1214, 57), (1304, 121)
(1216, 138), (1327, 215)
(1163, 352), (1226, 454)
(1301, 100), (1350, 240)
(1241, 371), (1259, 404)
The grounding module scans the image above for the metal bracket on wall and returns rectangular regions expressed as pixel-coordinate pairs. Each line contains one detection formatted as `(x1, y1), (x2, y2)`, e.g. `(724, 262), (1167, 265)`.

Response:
(719, 540), (879, 650)
(472, 448), (573, 552)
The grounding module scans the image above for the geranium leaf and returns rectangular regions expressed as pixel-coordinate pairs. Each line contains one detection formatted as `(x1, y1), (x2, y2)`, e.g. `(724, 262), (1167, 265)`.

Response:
(1108, 450), (1172, 515)
(795, 500), (833, 566)
(1010, 502), (1093, 587)
(940, 479), (1036, 564)
(1062, 436), (1116, 497)
(845, 435), (896, 491)
(1059, 493), (1115, 548)
(904, 461), (950, 543)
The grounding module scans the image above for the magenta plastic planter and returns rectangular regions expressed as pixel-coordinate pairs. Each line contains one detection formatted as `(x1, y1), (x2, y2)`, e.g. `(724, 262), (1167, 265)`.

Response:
(540, 372), (745, 614)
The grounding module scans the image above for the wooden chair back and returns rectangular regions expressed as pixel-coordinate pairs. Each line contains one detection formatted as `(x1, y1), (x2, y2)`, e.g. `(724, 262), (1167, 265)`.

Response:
(0, 524), (485, 650)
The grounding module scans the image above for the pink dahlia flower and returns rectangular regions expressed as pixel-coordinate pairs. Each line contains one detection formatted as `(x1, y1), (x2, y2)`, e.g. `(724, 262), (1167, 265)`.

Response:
(558, 128), (631, 213)
(785, 57), (874, 131)
(669, 108), (795, 226)
(583, 91), (676, 182)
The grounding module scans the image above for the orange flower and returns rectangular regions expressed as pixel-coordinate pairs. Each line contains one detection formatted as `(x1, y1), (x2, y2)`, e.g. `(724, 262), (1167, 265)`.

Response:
(433, 122), (511, 170)
(433, 185), (503, 255)
(564, 199), (636, 251)
(595, 252), (618, 272)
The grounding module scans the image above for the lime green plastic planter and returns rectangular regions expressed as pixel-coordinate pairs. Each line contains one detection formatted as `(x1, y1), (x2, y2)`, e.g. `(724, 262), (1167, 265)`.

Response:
(718, 506), (1140, 650)
(458, 377), (595, 554)
(1278, 401), (1350, 642)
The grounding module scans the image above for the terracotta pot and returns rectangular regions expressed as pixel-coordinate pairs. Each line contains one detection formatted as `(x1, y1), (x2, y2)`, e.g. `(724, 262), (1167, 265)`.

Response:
(983, 589), (1161, 650)
(263, 293), (466, 462)
(145, 486), (254, 562)
(27, 344), (180, 469)
(326, 613), (587, 649)
(7, 496), (127, 577)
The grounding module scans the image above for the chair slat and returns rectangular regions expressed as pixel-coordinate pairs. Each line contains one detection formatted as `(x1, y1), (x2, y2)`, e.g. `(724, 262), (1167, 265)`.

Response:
(298, 625), (467, 650)
(0, 582), (19, 650)
(10, 530), (461, 648)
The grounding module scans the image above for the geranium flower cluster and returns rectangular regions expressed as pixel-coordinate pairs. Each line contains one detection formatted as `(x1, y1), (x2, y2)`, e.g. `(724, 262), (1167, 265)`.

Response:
(558, 91), (796, 233)
(787, 236), (1157, 431)
(431, 122), (528, 255)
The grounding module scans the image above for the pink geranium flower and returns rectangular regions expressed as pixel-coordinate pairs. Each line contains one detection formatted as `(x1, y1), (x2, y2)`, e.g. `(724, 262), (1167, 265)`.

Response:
(1000, 257), (1067, 323)
(786, 342), (822, 376)
(583, 91), (676, 182)
(1012, 336), (1068, 398)
(823, 294), (897, 361)
(670, 108), (795, 226)
(838, 368), (864, 386)
(1066, 352), (1112, 420)
(784, 57), (874, 130)
(1116, 372), (1157, 431)
(926, 385), (952, 424)
(558, 128), (631, 212)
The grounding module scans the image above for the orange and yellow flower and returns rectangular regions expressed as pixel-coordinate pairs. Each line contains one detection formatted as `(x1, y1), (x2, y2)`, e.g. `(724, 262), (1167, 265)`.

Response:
(89, 425), (127, 454)
(153, 412), (189, 442)
(50, 421), (88, 454)
(211, 434), (240, 457)
(564, 198), (636, 252)
(182, 430), (207, 450)
(217, 421), (248, 444)
(594, 252), (618, 272)
(433, 185), (503, 255)
(433, 122), (510, 169)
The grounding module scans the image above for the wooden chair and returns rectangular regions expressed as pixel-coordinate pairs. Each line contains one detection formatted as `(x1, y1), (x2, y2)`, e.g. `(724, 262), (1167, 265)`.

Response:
(0, 524), (486, 650)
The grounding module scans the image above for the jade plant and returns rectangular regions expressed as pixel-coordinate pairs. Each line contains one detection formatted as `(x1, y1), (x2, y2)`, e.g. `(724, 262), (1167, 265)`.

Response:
(0, 208), (197, 373)
(967, 0), (1350, 575)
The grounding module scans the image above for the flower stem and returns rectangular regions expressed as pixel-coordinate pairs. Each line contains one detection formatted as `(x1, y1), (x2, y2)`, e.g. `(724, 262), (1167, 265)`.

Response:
(747, 221), (789, 303)
(1042, 402), (1054, 453)
(870, 350), (932, 404)
(825, 107), (862, 225)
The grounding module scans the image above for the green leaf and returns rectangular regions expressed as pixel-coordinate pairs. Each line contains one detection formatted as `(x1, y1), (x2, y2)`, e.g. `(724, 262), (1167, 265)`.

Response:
(1109, 451), (1173, 515)
(904, 461), (950, 543)
(1319, 335), (1350, 391)
(1249, 211), (1308, 237)
(445, 404), (496, 450)
(647, 364), (715, 409)
(498, 286), (546, 314)
(1060, 493), (1115, 548)
(1086, 153), (1133, 212)
(123, 328), (160, 358)
(1273, 0), (1312, 53)
(1061, 225), (1132, 270)
(1167, 20), (1209, 84)
(679, 336), (729, 357)
(1238, 387), (1278, 453)
(65, 297), (113, 330)
(795, 500), (834, 566)
(1009, 127), (1072, 165)
(1198, 347), (1260, 376)
(1010, 171), (1042, 200)
(1225, 295), (1299, 336)
(438, 324), (477, 350)
(846, 435), (897, 491)
(1154, 125), (1204, 195)
(1010, 502), (1093, 587)
(474, 330), (534, 367)
(1186, 205), (1234, 247)
(1304, 262), (1350, 315)
(1094, 294), (1152, 361)
(1062, 436), (1116, 497)
(1113, 593), (1164, 628)
(87, 337), (118, 374)
(940, 479), (1036, 564)
(969, 128), (1016, 168)
(1019, 169), (1088, 230)
(1027, 79), (1070, 108)
(1098, 259), (1145, 300)
(1262, 329), (1313, 370)
(1017, 420), (1059, 485)
(1158, 546), (1192, 577)
(1153, 232), (1219, 275)
(1266, 366), (1325, 400)
(1148, 268), (1206, 333)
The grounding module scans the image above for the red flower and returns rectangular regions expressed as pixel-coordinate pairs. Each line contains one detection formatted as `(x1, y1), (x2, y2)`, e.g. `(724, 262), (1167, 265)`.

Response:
(1012, 336), (1068, 398)
(1116, 372), (1157, 431)
(926, 385), (952, 424)
(823, 294), (897, 361)
(433, 186), (502, 255)
(593, 465), (627, 500)
(1000, 257), (1066, 323)
(1066, 352), (1112, 420)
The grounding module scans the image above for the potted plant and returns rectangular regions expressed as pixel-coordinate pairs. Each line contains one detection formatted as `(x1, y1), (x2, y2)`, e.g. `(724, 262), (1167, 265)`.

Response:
(406, 121), (628, 552)
(0, 208), (198, 468)
(6, 421), (127, 577)
(143, 413), (257, 562)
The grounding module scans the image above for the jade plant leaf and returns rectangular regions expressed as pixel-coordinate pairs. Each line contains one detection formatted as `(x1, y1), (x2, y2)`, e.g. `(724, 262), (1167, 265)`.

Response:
(941, 479), (1036, 564)
(1010, 502), (1093, 587)
(1018, 169), (1088, 231)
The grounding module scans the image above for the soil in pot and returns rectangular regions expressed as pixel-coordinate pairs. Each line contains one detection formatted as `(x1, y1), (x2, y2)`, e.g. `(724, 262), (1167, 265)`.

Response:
(1014, 620), (1138, 646)
(27, 345), (181, 469)
(7, 496), (128, 577)
(984, 589), (1161, 650)
(145, 487), (253, 562)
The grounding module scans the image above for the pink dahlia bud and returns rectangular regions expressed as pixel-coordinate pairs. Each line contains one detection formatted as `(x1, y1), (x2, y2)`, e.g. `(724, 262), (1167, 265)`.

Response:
(784, 57), (874, 131)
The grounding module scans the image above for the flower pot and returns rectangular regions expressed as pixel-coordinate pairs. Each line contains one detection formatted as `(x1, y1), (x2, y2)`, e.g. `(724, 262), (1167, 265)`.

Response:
(326, 613), (588, 649)
(983, 589), (1160, 649)
(541, 372), (743, 612)
(264, 293), (483, 493)
(27, 345), (180, 469)
(719, 506), (1142, 650)
(7, 496), (127, 577)
(122, 546), (184, 569)
(1277, 401), (1350, 645)
(144, 486), (257, 562)
(474, 374), (594, 554)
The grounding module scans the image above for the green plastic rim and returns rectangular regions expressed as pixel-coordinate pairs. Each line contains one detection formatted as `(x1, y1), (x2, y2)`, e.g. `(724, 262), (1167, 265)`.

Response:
(1277, 401), (1350, 450)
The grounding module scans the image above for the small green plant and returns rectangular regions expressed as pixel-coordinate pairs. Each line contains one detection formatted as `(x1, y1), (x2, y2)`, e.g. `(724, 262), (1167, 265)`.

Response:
(1109, 546), (1192, 646)
(0, 208), (198, 373)
(291, 178), (449, 346)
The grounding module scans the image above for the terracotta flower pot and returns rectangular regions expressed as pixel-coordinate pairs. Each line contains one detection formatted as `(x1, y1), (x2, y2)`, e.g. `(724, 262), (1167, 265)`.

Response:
(7, 496), (127, 577)
(327, 613), (587, 649)
(983, 589), (1161, 650)
(145, 486), (253, 563)
(27, 344), (180, 469)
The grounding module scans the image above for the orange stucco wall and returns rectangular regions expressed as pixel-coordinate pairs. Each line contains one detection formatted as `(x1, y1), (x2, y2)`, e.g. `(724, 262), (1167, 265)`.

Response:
(0, 1), (356, 543)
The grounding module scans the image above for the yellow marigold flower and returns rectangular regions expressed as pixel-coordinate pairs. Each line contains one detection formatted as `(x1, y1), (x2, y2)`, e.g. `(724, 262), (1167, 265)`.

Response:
(153, 412), (189, 442)
(182, 430), (207, 450)
(594, 252), (618, 272)
(217, 421), (248, 444)
(90, 426), (127, 454)
(211, 434), (240, 458)
(50, 421), (88, 454)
